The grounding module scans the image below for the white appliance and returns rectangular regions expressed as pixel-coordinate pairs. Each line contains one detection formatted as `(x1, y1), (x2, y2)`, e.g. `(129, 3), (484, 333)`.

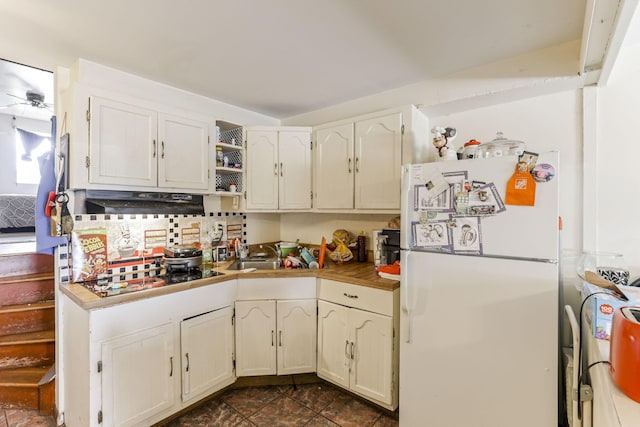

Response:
(399, 152), (560, 427)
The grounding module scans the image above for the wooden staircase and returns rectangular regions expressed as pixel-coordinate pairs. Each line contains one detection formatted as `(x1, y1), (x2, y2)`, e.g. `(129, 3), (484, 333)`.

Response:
(0, 253), (55, 414)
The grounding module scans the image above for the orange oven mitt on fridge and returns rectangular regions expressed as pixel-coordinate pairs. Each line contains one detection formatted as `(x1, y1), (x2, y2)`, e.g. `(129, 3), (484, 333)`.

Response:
(505, 161), (536, 206)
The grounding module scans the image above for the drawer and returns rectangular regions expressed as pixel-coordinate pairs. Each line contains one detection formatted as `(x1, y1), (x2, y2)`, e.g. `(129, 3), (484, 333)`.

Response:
(237, 277), (316, 300)
(317, 279), (394, 316)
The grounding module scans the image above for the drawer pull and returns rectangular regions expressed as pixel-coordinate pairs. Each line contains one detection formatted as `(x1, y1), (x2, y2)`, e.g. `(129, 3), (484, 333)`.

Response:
(271, 330), (275, 346)
(350, 341), (355, 359)
(345, 340), (350, 358)
(169, 356), (173, 377)
(343, 292), (359, 299)
(279, 330), (283, 346)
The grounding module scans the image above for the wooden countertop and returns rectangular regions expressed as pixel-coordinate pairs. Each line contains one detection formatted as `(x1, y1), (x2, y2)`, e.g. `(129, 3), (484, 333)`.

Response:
(60, 259), (399, 310)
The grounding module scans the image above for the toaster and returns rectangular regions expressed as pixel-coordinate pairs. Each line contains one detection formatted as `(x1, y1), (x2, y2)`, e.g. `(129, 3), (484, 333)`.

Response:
(610, 306), (640, 402)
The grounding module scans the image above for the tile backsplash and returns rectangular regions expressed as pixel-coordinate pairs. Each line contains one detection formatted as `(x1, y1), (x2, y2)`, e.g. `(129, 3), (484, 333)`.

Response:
(59, 211), (245, 283)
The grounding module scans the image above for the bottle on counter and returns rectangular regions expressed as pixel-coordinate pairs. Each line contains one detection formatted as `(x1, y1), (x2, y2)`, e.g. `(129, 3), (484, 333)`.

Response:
(357, 233), (367, 262)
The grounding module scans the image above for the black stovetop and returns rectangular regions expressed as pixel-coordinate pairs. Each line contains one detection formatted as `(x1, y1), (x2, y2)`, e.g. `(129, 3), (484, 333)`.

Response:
(82, 267), (224, 297)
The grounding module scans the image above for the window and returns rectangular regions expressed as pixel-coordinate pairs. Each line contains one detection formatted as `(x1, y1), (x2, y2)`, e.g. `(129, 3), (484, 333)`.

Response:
(15, 129), (51, 185)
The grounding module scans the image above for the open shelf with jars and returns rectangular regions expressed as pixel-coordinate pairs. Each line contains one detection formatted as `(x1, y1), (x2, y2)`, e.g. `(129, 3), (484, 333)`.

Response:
(215, 121), (244, 196)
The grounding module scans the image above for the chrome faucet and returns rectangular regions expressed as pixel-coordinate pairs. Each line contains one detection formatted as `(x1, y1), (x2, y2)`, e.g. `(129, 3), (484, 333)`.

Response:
(260, 244), (281, 264)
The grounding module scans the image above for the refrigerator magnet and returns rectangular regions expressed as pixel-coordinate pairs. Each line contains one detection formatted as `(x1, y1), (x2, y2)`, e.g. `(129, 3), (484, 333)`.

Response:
(531, 163), (555, 183)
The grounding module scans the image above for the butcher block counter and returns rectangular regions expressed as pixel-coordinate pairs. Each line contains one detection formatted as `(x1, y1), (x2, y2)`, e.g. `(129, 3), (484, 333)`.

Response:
(60, 260), (399, 310)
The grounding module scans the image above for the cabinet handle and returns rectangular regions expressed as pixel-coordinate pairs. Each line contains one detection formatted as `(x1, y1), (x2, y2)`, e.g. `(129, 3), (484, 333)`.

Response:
(185, 353), (190, 372)
(161, 141), (165, 159)
(274, 163), (278, 176)
(271, 330), (275, 346)
(280, 162), (283, 177)
(355, 157), (360, 173)
(348, 158), (352, 173)
(343, 292), (359, 299)
(350, 341), (355, 360)
(169, 356), (173, 377)
(153, 140), (156, 158)
(345, 340), (350, 358)
(279, 330), (283, 346)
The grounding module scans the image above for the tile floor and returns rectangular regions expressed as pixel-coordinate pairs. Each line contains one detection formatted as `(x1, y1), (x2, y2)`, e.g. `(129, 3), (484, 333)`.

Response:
(0, 409), (56, 427)
(164, 382), (398, 427)
(0, 382), (398, 427)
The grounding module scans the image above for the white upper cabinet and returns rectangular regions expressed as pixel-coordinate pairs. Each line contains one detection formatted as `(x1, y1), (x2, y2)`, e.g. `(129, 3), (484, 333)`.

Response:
(245, 129), (279, 210)
(158, 113), (208, 190)
(86, 95), (210, 192)
(313, 111), (403, 211)
(88, 96), (158, 187)
(245, 127), (311, 211)
(354, 113), (402, 209)
(314, 123), (354, 210)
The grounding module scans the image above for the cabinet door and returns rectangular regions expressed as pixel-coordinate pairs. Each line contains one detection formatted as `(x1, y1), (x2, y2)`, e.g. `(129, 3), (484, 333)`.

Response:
(89, 96), (158, 187)
(349, 309), (394, 405)
(235, 300), (277, 376)
(277, 299), (316, 375)
(278, 131), (311, 209)
(180, 306), (234, 403)
(317, 300), (350, 388)
(314, 123), (354, 209)
(246, 130), (279, 209)
(101, 322), (175, 427)
(158, 114), (209, 190)
(354, 113), (402, 209)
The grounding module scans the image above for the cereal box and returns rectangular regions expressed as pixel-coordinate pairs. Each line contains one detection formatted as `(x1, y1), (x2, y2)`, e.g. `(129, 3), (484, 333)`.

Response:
(71, 228), (108, 282)
(581, 282), (640, 340)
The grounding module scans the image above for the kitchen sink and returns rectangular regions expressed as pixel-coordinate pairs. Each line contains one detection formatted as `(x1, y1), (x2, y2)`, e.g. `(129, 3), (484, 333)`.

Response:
(231, 259), (281, 270)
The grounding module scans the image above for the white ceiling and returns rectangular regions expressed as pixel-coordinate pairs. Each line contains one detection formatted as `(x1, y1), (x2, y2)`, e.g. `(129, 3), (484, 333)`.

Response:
(0, 0), (637, 120)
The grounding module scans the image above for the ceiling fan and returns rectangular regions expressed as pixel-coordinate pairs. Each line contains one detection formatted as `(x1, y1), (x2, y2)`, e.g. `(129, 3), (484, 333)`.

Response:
(1, 89), (53, 112)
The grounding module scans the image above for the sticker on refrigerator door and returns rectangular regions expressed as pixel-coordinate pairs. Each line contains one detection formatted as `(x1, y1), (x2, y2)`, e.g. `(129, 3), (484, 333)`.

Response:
(414, 170), (467, 212)
(450, 217), (482, 255)
(413, 220), (449, 249)
(531, 163), (555, 183)
(505, 162), (536, 206)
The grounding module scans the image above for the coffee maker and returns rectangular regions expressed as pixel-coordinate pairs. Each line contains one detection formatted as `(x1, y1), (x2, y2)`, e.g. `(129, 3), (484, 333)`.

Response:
(373, 228), (400, 267)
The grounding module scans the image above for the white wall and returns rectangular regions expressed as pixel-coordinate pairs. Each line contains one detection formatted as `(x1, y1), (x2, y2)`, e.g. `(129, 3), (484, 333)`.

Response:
(0, 113), (52, 194)
(279, 212), (395, 248)
(592, 42), (640, 279)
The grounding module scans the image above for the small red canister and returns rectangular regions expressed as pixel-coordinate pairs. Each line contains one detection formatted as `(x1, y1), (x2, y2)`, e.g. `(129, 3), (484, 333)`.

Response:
(610, 306), (640, 402)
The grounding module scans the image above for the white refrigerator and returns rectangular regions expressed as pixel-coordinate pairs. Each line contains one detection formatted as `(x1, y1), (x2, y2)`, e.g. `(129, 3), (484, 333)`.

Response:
(399, 152), (560, 427)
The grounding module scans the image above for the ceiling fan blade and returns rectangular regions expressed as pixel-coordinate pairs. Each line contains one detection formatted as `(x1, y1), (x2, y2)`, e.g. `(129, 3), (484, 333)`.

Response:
(6, 93), (27, 102)
(0, 102), (26, 109)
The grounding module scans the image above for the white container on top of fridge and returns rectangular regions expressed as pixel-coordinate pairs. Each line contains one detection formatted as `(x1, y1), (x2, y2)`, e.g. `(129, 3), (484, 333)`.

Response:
(399, 152), (560, 427)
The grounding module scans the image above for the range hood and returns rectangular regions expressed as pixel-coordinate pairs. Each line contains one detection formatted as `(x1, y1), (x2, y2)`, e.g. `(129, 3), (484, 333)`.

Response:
(85, 190), (205, 215)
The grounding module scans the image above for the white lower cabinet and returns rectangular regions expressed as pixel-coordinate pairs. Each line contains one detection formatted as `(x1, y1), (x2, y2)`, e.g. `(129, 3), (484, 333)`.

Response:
(61, 280), (237, 427)
(100, 322), (175, 427)
(235, 299), (317, 376)
(235, 277), (317, 376)
(180, 306), (234, 403)
(316, 279), (399, 410)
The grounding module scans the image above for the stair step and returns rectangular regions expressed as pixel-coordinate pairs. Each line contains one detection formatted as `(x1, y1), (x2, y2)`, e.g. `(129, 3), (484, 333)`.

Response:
(0, 253), (55, 307)
(0, 274), (55, 307)
(0, 366), (50, 410)
(0, 253), (54, 278)
(0, 301), (55, 337)
(0, 330), (55, 370)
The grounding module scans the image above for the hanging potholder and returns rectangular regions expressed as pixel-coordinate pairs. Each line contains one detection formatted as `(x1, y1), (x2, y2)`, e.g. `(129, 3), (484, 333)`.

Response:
(505, 162), (536, 206)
